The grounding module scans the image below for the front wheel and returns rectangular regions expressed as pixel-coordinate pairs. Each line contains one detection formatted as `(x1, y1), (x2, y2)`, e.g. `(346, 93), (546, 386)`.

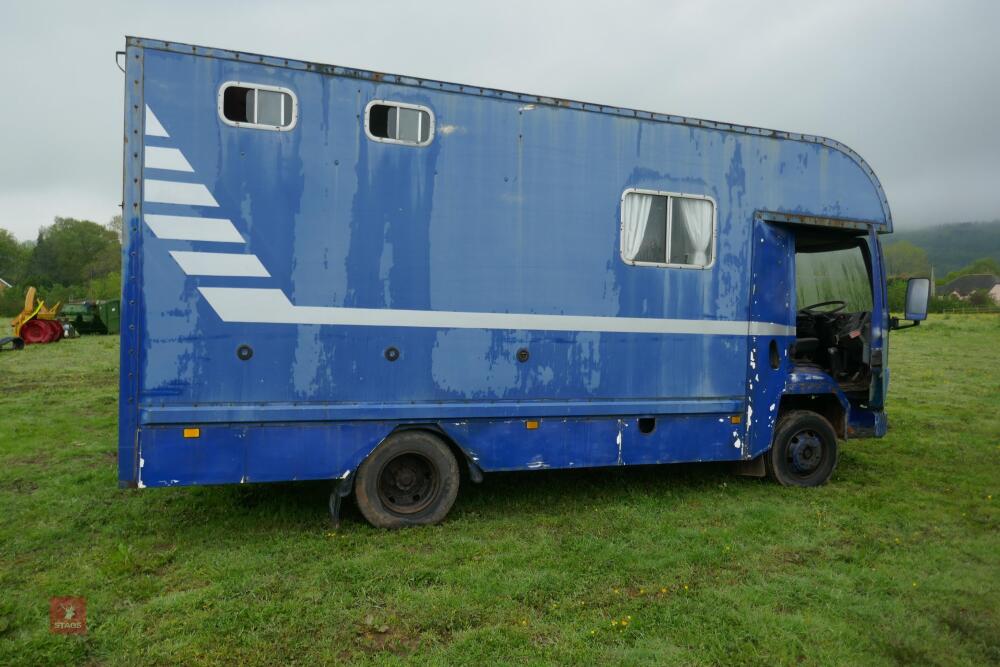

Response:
(764, 410), (838, 487)
(354, 430), (460, 528)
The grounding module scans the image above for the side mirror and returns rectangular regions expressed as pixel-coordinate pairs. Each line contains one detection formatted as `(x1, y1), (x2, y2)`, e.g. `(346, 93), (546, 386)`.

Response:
(905, 277), (930, 322)
(892, 277), (930, 330)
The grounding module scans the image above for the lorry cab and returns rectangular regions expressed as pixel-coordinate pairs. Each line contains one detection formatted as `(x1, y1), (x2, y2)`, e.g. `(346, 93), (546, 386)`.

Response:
(740, 217), (928, 486)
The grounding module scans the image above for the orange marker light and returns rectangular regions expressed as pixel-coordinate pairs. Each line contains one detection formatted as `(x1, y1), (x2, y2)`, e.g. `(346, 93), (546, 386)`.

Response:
(183, 428), (201, 439)
(730, 415), (742, 425)
(525, 420), (540, 430)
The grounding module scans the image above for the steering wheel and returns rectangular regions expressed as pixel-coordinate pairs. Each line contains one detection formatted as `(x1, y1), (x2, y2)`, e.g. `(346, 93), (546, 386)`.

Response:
(799, 300), (846, 315)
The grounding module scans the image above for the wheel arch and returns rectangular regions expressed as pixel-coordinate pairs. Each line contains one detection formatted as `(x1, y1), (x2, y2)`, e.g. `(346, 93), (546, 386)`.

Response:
(389, 423), (484, 483)
(777, 393), (847, 439)
(779, 367), (852, 439)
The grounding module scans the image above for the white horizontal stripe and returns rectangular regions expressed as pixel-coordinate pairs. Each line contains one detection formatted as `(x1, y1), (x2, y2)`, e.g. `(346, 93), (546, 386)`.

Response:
(145, 215), (244, 243)
(144, 146), (194, 172)
(145, 106), (169, 137)
(199, 287), (797, 336)
(749, 322), (798, 337)
(171, 252), (270, 277)
(145, 180), (218, 207)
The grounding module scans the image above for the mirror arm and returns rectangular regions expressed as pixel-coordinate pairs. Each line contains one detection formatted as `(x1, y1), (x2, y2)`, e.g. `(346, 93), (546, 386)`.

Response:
(889, 316), (921, 331)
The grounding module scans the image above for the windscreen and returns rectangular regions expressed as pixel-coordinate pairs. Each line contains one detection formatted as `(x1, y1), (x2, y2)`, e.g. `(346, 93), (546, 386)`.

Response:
(795, 245), (873, 312)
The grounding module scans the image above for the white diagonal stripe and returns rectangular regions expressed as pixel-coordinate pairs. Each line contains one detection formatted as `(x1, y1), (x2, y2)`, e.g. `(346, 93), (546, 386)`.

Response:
(198, 287), (797, 336)
(145, 180), (218, 207)
(171, 252), (270, 277)
(145, 146), (194, 172)
(145, 215), (244, 243)
(145, 106), (169, 137)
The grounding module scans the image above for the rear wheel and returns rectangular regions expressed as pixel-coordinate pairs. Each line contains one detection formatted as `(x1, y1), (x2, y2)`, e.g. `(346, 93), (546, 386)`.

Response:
(764, 410), (838, 487)
(354, 430), (460, 528)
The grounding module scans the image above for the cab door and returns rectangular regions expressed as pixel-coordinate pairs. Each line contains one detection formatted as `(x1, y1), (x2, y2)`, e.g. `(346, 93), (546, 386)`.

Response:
(744, 219), (796, 458)
(867, 230), (889, 409)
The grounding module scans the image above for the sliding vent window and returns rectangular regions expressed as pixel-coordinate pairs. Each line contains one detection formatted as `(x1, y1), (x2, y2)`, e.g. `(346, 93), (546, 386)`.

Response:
(621, 191), (715, 268)
(219, 83), (296, 130)
(365, 101), (434, 146)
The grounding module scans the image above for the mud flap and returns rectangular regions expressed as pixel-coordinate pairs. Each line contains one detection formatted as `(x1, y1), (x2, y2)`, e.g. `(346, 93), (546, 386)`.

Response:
(328, 473), (354, 530)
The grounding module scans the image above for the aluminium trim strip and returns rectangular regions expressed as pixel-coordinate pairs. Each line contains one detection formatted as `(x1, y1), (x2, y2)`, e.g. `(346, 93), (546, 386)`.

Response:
(139, 398), (746, 424)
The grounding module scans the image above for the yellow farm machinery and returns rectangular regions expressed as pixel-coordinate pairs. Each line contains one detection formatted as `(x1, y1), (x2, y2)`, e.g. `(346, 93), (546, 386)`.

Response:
(10, 286), (64, 345)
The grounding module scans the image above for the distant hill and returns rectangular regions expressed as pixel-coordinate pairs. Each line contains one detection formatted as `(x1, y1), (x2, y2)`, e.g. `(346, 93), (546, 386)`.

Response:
(885, 221), (1000, 275)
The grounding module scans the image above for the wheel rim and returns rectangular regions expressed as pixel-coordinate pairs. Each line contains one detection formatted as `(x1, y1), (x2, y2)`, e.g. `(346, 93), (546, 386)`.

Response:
(376, 451), (440, 515)
(786, 429), (824, 476)
(20, 319), (50, 344)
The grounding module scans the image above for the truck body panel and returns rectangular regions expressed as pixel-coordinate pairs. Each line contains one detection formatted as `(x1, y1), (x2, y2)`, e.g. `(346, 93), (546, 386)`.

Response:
(119, 38), (892, 489)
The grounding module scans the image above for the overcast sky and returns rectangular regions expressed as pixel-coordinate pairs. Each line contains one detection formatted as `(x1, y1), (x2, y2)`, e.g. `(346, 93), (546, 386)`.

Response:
(1, 0), (998, 241)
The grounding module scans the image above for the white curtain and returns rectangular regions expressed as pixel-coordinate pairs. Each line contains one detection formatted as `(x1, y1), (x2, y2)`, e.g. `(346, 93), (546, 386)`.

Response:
(674, 198), (712, 265)
(622, 193), (653, 260)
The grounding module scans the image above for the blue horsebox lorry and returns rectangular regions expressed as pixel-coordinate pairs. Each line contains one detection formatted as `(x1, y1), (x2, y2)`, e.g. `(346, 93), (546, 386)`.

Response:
(119, 37), (930, 527)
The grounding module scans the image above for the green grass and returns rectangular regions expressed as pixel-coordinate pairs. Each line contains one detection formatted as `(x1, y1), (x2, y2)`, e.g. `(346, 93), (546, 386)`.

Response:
(1, 316), (998, 665)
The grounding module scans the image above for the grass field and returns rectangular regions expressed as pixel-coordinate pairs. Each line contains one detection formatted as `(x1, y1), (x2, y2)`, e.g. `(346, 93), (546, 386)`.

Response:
(1, 316), (998, 665)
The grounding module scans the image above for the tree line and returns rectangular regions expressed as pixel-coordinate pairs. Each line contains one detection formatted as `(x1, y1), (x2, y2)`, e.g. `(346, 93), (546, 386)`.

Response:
(0, 217), (122, 315)
(884, 240), (1000, 282)
(883, 220), (1000, 274)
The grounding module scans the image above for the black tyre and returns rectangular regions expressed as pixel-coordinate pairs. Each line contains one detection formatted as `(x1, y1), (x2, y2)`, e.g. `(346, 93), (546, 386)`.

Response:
(354, 430), (460, 528)
(764, 410), (838, 487)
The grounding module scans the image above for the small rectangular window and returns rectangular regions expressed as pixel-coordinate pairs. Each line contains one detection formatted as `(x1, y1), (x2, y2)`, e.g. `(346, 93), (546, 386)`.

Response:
(621, 190), (715, 268)
(219, 82), (296, 131)
(365, 100), (434, 146)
